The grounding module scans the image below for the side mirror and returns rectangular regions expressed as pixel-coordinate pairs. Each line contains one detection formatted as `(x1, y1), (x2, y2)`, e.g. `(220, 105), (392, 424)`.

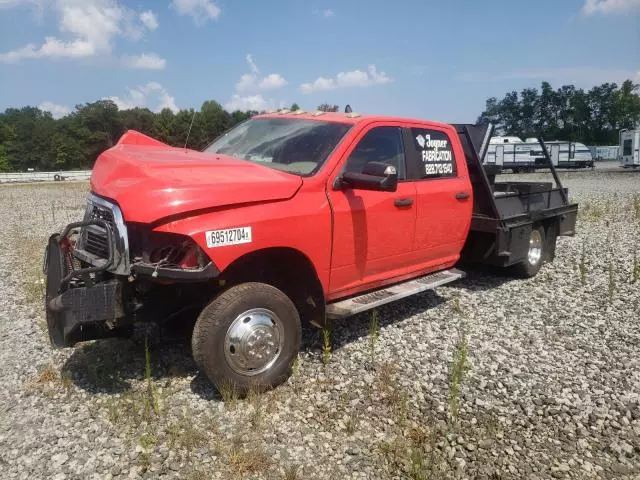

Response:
(339, 161), (398, 192)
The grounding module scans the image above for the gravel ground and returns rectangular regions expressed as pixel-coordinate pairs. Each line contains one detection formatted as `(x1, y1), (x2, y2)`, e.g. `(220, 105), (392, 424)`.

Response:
(0, 170), (639, 479)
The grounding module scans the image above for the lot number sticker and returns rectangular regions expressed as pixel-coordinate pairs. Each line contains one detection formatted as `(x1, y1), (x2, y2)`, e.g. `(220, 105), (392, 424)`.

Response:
(206, 227), (252, 248)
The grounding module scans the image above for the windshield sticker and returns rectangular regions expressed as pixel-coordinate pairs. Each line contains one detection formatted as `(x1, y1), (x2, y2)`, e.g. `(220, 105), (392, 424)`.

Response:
(413, 129), (455, 177)
(206, 227), (252, 248)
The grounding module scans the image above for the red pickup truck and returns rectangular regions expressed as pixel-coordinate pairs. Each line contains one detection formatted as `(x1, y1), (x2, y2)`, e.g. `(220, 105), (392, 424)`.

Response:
(44, 111), (577, 393)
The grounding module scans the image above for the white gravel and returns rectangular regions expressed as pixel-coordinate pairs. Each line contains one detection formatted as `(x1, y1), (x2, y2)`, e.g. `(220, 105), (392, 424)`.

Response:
(0, 170), (639, 479)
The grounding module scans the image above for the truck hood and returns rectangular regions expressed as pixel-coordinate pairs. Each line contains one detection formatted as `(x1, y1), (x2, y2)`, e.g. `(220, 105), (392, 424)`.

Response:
(91, 131), (303, 224)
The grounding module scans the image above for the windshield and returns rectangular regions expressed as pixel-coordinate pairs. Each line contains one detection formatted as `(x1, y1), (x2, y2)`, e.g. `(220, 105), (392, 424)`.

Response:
(204, 117), (352, 175)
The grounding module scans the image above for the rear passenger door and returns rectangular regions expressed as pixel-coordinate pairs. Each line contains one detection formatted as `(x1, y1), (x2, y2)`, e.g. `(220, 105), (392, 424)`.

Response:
(404, 126), (472, 271)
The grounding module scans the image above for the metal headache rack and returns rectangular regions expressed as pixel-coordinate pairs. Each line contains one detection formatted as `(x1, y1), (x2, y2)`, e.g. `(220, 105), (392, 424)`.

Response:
(453, 123), (578, 267)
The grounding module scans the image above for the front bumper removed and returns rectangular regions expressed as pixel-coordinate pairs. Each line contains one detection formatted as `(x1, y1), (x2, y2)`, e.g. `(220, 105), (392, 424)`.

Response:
(44, 220), (128, 348)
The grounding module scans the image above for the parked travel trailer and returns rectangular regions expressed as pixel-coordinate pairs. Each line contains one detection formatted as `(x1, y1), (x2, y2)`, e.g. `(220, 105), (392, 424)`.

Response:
(485, 136), (539, 172)
(543, 141), (594, 169)
(485, 137), (594, 172)
(619, 129), (640, 168)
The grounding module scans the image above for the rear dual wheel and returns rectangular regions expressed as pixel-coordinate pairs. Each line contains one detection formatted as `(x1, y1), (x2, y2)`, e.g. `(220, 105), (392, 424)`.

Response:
(192, 282), (301, 395)
(514, 225), (546, 278)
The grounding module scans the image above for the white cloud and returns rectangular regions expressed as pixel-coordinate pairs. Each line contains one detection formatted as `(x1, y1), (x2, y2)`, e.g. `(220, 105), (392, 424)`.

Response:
(139, 10), (158, 30)
(259, 73), (287, 90)
(171, 0), (220, 25)
(313, 8), (335, 18)
(235, 73), (256, 93)
(0, 0), (162, 65)
(225, 94), (271, 112)
(233, 54), (287, 92)
(457, 66), (640, 86)
(581, 0), (640, 15)
(105, 82), (178, 113)
(121, 52), (166, 70)
(300, 65), (393, 93)
(39, 101), (71, 119)
(246, 53), (258, 74)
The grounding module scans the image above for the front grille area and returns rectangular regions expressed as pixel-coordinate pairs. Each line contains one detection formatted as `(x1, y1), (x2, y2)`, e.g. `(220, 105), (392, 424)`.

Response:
(85, 229), (110, 258)
(73, 194), (130, 275)
(89, 204), (115, 226)
(80, 202), (116, 259)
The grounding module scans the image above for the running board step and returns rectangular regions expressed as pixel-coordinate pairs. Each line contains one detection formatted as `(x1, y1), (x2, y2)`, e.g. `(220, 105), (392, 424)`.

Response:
(326, 268), (465, 319)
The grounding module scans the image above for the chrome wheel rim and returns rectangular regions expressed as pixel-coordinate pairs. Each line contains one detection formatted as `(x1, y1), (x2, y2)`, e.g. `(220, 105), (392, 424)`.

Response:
(528, 230), (543, 266)
(224, 308), (284, 376)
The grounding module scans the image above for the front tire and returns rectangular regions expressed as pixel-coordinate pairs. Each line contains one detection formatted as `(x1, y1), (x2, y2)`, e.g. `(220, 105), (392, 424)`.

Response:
(192, 282), (301, 395)
(513, 225), (545, 278)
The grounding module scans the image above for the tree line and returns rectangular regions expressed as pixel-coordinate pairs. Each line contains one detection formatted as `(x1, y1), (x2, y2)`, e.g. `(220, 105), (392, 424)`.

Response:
(0, 100), (347, 172)
(1, 80), (638, 172)
(478, 80), (640, 144)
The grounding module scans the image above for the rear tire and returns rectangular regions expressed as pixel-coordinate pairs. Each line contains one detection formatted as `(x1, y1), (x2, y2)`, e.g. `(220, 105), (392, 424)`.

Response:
(192, 282), (301, 395)
(513, 225), (545, 278)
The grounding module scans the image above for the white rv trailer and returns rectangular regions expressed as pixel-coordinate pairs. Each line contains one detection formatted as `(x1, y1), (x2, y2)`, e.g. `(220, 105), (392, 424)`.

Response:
(619, 129), (640, 168)
(543, 141), (594, 169)
(484, 137), (594, 172)
(485, 136), (540, 172)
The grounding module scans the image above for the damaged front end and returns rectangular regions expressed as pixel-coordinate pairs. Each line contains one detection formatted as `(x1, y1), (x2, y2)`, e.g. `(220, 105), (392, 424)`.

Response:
(44, 193), (218, 348)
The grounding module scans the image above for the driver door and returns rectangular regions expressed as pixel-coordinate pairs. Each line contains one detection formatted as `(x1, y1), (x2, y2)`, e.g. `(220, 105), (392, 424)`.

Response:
(327, 125), (416, 298)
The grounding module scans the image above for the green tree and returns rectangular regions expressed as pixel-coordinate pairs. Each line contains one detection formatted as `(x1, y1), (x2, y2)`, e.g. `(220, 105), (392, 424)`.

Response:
(0, 144), (9, 172)
(317, 103), (339, 112)
(290, 103), (301, 111)
(478, 79), (640, 144)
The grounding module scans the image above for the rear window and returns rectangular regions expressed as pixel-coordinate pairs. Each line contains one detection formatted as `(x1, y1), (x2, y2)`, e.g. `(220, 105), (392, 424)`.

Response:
(204, 117), (352, 176)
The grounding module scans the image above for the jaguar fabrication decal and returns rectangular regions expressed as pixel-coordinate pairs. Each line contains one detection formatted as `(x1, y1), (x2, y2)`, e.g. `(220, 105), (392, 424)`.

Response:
(415, 130), (454, 177)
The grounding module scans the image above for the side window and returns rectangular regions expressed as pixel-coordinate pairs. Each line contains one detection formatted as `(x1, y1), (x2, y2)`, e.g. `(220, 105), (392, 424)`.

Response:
(407, 128), (456, 179)
(344, 127), (406, 180)
(623, 139), (632, 156)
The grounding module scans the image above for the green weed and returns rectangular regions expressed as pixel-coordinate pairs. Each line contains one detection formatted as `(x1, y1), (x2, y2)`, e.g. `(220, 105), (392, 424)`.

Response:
(369, 309), (379, 367)
(321, 325), (332, 366)
(448, 329), (468, 423)
(579, 243), (587, 286)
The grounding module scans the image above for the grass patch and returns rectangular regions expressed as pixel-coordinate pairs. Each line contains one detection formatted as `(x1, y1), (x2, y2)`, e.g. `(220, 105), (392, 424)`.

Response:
(378, 426), (447, 480)
(448, 329), (468, 423)
(369, 309), (379, 367)
(167, 416), (210, 453)
(227, 443), (272, 477)
(217, 379), (239, 406)
(282, 464), (301, 480)
(321, 324), (332, 366)
(579, 243), (588, 286)
(450, 294), (462, 315)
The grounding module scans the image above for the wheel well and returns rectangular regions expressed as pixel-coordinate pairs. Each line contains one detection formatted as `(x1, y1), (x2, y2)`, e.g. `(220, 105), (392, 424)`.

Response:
(219, 248), (325, 328)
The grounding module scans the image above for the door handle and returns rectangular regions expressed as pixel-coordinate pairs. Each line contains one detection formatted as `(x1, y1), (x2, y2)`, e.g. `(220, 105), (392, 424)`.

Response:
(394, 198), (413, 207)
(455, 191), (470, 200)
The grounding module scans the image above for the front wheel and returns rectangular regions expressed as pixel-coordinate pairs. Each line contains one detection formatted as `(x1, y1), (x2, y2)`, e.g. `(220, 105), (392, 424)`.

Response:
(192, 282), (301, 395)
(513, 225), (545, 278)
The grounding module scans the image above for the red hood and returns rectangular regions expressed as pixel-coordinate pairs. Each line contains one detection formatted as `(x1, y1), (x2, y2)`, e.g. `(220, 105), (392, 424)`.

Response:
(91, 131), (303, 224)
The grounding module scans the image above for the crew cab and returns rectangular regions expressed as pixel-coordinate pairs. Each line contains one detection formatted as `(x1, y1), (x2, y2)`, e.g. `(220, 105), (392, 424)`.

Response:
(44, 111), (578, 393)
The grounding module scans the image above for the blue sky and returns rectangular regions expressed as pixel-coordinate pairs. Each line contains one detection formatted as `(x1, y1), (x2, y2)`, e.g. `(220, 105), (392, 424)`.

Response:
(0, 0), (638, 122)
